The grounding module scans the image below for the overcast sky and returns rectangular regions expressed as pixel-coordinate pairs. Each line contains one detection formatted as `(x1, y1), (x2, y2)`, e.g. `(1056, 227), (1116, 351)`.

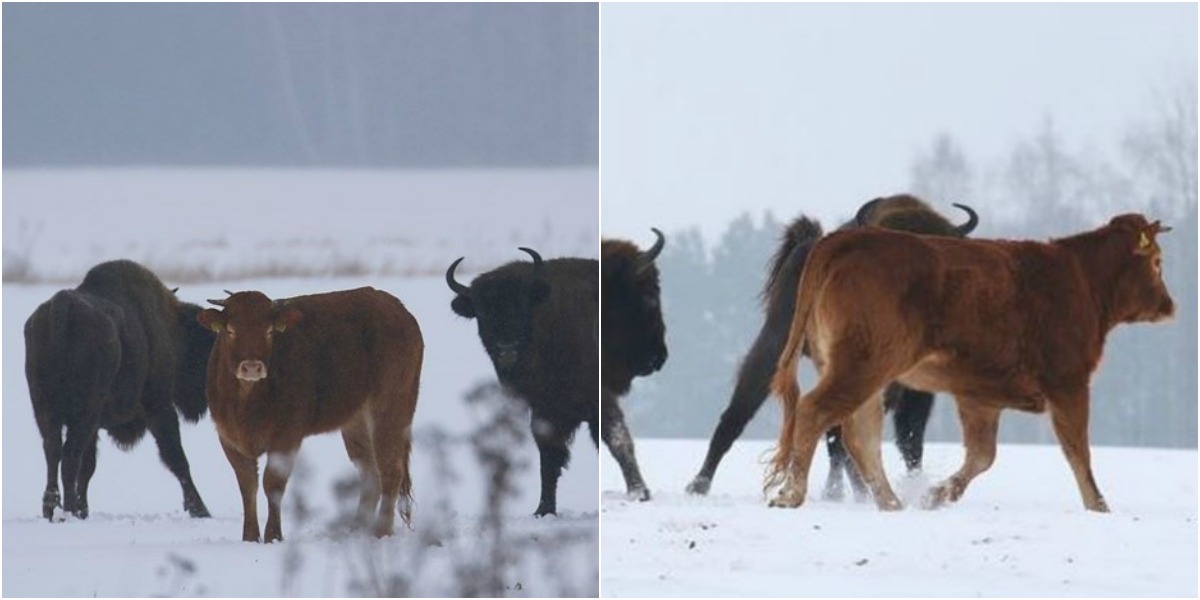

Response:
(600, 3), (1196, 242)
(3, 3), (598, 168)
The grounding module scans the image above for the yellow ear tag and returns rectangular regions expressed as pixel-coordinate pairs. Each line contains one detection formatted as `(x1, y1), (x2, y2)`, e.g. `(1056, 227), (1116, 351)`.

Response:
(209, 322), (223, 333)
(1139, 231), (1151, 249)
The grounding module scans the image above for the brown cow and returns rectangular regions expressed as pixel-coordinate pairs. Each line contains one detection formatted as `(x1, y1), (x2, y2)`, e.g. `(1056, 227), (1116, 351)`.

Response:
(766, 214), (1174, 513)
(197, 288), (422, 542)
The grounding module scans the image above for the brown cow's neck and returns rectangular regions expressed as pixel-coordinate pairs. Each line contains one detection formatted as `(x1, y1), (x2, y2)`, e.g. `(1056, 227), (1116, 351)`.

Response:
(1053, 225), (1127, 334)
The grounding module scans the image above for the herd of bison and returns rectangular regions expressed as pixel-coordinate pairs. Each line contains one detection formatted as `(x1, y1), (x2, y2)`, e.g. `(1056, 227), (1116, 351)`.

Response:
(22, 194), (1175, 542)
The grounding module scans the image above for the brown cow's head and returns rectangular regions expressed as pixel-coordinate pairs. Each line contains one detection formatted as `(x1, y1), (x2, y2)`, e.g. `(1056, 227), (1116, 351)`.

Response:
(447, 248), (550, 375)
(196, 291), (303, 384)
(602, 228), (668, 378)
(1106, 214), (1175, 324)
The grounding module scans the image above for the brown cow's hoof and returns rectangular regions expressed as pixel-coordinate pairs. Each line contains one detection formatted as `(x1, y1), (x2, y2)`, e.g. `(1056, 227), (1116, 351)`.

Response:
(373, 524), (395, 538)
(876, 496), (904, 512)
(921, 483), (955, 510)
(768, 488), (805, 508)
(243, 529), (262, 543)
(1086, 498), (1111, 513)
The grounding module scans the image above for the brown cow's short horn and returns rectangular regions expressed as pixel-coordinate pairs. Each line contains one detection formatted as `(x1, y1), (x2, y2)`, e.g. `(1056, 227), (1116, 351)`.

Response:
(207, 298), (227, 307)
(445, 257), (470, 295)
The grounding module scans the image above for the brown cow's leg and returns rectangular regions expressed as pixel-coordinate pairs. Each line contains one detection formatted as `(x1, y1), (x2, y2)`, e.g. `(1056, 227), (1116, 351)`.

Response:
(1048, 395), (1109, 512)
(769, 368), (886, 509)
(263, 450), (297, 543)
(840, 394), (902, 510)
(342, 414), (381, 530)
(220, 437), (261, 542)
(924, 399), (1000, 509)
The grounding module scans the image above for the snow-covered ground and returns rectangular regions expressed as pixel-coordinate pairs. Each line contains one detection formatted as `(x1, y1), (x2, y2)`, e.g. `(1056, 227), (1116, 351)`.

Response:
(3, 168), (597, 283)
(3, 168), (599, 596)
(600, 438), (1197, 597)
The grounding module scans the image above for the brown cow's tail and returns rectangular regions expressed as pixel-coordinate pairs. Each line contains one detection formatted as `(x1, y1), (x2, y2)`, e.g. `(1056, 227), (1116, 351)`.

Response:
(763, 242), (823, 495)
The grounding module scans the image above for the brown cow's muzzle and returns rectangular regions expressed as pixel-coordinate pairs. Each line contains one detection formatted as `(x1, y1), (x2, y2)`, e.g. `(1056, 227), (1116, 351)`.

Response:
(237, 360), (267, 382)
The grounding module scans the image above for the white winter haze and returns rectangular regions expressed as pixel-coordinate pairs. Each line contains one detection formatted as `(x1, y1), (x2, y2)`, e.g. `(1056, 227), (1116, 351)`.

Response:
(601, 3), (1197, 241)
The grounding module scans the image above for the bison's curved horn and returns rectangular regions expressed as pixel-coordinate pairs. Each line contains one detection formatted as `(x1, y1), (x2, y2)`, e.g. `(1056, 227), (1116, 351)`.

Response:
(854, 197), (883, 227)
(951, 203), (979, 236)
(518, 247), (544, 269)
(445, 257), (470, 295)
(635, 228), (666, 274)
(207, 298), (227, 307)
(224, 289), (235, 296)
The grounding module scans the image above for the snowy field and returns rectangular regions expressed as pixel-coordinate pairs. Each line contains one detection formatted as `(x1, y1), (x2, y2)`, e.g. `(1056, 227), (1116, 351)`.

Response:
(600, 438), (1197, 597)
(2, 168), (599, 596)
(3, 168), (597, 283)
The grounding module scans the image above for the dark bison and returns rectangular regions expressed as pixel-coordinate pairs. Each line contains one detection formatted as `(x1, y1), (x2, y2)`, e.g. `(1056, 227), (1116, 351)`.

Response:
(768, 214), (1174, 511)
(686, 195), (978, 498)
(447, 248), (597, 516)
(197, 287), (422, 542)
(24, 259), (214, 520)
(601, 228), (668, 501)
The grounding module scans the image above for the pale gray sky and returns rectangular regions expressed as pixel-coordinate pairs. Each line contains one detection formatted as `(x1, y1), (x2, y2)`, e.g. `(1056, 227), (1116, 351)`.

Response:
(601, 3), (1196, 241)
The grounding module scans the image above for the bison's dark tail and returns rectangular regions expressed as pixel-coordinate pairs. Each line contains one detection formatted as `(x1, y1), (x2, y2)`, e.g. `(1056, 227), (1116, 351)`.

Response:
(761, 216), (823, 305)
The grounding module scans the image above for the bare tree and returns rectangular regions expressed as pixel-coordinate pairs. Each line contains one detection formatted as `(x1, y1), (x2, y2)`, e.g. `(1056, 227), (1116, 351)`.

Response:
(910, 132), (973, 205)
(1122, 76), (1198, 218)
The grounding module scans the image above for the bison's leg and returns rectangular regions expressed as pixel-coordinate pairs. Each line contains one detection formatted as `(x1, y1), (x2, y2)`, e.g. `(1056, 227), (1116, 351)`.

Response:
(601, 390), (650, 502)
(821, 426), (869, 502)
(687, 334), (777, 496)
(263, 450), (297, 543)
(840, 394), (902, 510)
(1048, 394), (1109, 512)
(532, 414), (572, 517)
(38, 417), (64, 520)
(220, 437), (261, 542)
(75, 431), (100, 519)
(341, 414), (382, 531)
(891, 385), (934, 474)
(60, 420), (98, 519)
(924, 400), (1000, 509)
(147, 406), (209, 518)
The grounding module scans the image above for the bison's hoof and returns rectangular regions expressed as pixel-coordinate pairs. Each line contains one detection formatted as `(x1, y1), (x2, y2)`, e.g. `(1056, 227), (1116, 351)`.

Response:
(820, 484), (845, 503)
(685, 476), (711, 496)
(185, 501), (211, 519)
(629, 486), (651, 502)
(533, 506), (557, 518)
(768, 489), (805, 509)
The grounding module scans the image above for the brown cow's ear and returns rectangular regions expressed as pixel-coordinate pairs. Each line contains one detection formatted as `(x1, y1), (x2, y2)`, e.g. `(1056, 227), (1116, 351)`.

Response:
(274, 307), (304, 332)
(197, 308), (225, 333)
